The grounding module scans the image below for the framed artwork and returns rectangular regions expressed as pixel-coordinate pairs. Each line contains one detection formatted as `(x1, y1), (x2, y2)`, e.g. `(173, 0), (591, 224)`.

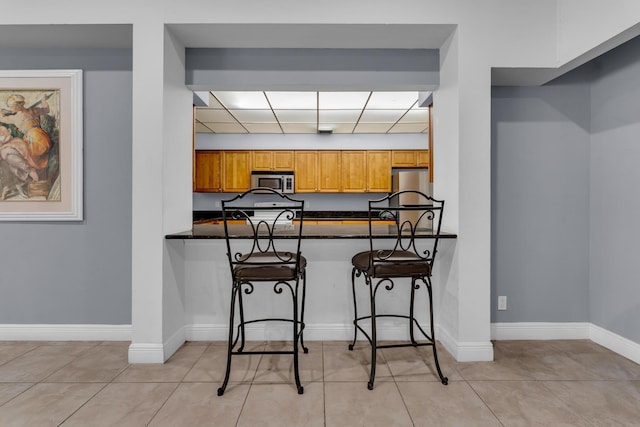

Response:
(0, 69), (83, 221)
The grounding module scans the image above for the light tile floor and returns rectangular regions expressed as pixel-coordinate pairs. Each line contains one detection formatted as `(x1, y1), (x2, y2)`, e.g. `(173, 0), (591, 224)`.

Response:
(0, 339), (639, 426)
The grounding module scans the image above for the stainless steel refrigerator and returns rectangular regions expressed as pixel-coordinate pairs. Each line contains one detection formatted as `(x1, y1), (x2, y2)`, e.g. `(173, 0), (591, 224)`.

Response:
(391, 169), (433, 230)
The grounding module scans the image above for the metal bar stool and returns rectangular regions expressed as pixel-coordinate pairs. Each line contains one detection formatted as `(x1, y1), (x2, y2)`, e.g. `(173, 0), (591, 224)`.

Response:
(217, 188), (308, 396)
(349, 190), (448, 390)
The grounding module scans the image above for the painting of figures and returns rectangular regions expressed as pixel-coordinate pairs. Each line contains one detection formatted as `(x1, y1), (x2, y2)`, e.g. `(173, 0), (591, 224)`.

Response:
(0, 70), (83, 221)
(0, 90), (60, 201)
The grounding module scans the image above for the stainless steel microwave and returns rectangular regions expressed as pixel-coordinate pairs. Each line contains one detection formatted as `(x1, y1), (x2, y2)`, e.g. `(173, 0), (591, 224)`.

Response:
(250, 171), (295, 193)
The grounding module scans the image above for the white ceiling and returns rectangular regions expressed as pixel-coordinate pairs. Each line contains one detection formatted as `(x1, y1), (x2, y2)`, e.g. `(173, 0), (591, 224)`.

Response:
(0, 23), (605, 87)
(195, 90), (430, 134)
(167, 23), (455, 49)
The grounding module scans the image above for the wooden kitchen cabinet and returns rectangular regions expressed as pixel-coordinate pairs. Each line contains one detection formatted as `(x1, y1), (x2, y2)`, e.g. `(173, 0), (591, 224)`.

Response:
(251, 150), (294, 171)
(392, 150), (417, 167)
(222, 151), (251, 192)
(341, 151), (367, 192)
(341, 150), (391, 192)
(273, 151), (294, 170)
(317, 151), (341, 192)
(294, 151), (318, 192)
(251, 151), (272, 171)
(295, 150), (341, 192)
(194, 150), (222, 192)
(417, 150), (430, 167)
(391, 150), (430, 168)
(367, 150), (392, 192)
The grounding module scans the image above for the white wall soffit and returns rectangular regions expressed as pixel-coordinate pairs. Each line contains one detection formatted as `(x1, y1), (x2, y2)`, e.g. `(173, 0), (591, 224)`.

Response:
(492, 21), (640, 86)
(167, 23), (456, 50)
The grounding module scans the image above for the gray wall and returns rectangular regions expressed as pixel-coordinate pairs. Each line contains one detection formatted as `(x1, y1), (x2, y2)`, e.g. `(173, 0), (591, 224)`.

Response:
(589, 37), (640, 343)
(492, 34), (640, 343)
(491, 72), (592, 323)
(0, 48), (132, 324)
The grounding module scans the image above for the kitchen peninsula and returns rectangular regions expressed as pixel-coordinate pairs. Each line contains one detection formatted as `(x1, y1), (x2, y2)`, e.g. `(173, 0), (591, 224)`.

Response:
(165, 219), (457, 345)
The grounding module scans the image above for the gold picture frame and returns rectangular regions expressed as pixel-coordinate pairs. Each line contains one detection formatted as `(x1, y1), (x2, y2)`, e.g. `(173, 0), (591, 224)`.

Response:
(0, 69), (83, 221)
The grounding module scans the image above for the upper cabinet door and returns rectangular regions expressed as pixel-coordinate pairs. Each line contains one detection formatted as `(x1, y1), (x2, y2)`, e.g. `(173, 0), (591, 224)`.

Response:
(367, 150), (391, 192)
(252, 150), (295, 171)
(294, 151), (318, 192)
(417, 150), (430, 167)
(341, 151), (367, 192)
(194, 150), (222, 192)
(273, 151), (294, 170)
(251, 151), (273, 171)
(391, 150), (418, 167)
(222, 151), (251, 192)
(318, 151), (341, 192)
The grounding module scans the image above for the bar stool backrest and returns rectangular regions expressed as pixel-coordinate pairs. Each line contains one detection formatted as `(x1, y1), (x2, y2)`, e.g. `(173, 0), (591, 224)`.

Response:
(221, 188), (305, 278)
(367, 190), (445, 272)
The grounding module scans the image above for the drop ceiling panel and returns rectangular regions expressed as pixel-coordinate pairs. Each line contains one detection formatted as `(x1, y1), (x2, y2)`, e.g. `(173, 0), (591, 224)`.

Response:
(331, 123), (357, 133)
(319, 110), (362, 123)
(195, 122), (213, 133)
(229, 109), (277, 123)
(389, 123), (428, 133)
(244, 123), (283, 133)
(274, 110), (316, 123)
(359, 109), (406, 123)
(196, 90), (430, 134)
(204, 123), (248, 133)
(319, 92), (370, 109)
(366, 91), (418, 109)
(266, 91), (317, 109)
(353, 123), (394, 133)
(195, 109), (237, 122)
(280, 123), (317, 133)
(399, 109), (430, 122)
(215, 91), (270, 109)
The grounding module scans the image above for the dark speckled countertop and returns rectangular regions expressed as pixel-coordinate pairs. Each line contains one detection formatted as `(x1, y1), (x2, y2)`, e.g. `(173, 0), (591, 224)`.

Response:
(167, 222), (457, 240)
(193, 210), (372, 224)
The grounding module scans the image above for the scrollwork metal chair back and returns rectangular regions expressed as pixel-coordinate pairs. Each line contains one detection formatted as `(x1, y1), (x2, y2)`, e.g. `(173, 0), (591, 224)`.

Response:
(221, 188), (304, 278)
(366, 190), (444, 275)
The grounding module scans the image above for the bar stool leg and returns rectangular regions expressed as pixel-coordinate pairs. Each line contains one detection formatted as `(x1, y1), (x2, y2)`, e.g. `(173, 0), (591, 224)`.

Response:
(367, 278), (378, 390)
(348, 268), (359, 351)
(409, 278), (418, 345)
(218, 281), (239, 396)
(299, 271), (308, 354)
(426, 277), (448, 385)
(237, 286), (246, 352)
(292, 278), (304, 394)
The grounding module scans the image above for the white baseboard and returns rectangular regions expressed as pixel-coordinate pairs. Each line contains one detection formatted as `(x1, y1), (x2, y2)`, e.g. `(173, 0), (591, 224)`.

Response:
(438, 325), (494, 362)
(590, 324), (640, 365)
(128, 343), (165, 364)
(128, 327), (186, 364)
(2, 322), (637, 366)
(491, 322), (591, 340)
(0, 324), (131, 341)
(491, 322), (640, 365)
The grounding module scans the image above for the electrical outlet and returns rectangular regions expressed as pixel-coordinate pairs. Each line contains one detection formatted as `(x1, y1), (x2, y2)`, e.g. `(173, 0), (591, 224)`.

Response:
(498, 295), (507, 311)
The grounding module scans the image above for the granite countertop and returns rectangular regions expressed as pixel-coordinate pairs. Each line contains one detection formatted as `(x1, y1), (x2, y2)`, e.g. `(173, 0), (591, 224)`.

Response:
(167, 223), (458, 240)
(193, 210), (373, 224)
